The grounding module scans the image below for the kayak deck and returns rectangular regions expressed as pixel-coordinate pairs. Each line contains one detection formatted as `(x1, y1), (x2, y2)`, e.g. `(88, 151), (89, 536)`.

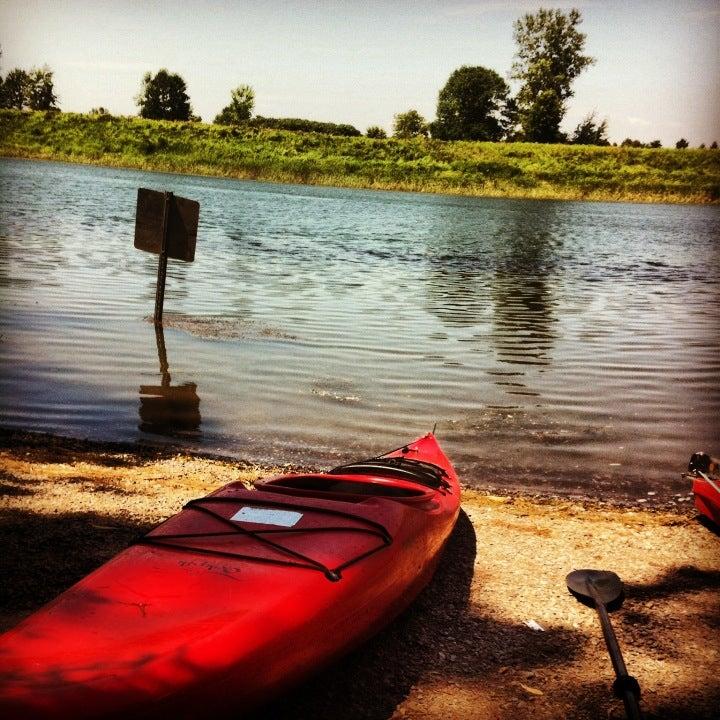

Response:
(139, 492), (393, 582)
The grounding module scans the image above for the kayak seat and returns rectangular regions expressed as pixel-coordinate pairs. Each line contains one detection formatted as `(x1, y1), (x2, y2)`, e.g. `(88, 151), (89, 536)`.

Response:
(262, 474), (426, 498)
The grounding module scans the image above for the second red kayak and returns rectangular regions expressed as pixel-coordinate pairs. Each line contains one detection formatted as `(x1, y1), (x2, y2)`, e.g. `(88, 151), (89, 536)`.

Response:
(0, 433), (461, 718)
(688, 452), (720, 526)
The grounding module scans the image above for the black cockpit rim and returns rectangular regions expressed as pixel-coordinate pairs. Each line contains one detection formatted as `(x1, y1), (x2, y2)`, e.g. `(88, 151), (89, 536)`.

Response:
(328, 455), (449, 490)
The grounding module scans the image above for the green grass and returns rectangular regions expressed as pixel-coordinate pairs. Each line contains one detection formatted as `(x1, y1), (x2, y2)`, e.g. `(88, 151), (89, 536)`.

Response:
(1, 110), (718, 203)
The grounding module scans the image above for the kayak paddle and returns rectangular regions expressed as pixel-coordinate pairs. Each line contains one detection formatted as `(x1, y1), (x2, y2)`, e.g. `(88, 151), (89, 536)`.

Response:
(566, 569), (642, 720)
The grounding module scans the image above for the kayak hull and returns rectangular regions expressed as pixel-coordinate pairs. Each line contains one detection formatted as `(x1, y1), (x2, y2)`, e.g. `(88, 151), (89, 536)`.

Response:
(0, 434), (460, 718)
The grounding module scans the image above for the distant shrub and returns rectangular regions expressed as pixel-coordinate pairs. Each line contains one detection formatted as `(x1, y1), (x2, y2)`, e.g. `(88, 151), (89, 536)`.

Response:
(88, 107), (113, 122)
(366, 126), (387, 139)
(675, 138), (689, 149)
(569, 112), (609, 146)
(248, 116), (360, 136)
(214, 85), (254, 125)
(620, 138), (664, 149)
(393, 109), (428, 139)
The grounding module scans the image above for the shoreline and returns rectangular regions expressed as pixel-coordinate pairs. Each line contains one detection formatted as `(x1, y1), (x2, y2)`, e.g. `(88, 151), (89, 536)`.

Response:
(1, 427), (718, 718)
(0, 428), (695, 513)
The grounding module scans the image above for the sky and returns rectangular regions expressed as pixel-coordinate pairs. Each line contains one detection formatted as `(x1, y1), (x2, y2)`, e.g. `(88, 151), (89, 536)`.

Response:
(1, 0), (719, 146)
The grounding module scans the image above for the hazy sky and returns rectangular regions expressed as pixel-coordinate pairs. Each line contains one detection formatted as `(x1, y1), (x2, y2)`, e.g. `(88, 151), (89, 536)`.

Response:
(1, 0), (719, 145)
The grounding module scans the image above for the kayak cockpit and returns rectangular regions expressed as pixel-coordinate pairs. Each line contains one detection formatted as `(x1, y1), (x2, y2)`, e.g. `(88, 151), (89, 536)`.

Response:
(259, 455), (451, 502)
(330, 456), (450, 489)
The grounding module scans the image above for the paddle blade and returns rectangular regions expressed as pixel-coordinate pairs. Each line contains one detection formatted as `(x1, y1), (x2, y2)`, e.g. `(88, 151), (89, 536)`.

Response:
(566, 569), (624, 607)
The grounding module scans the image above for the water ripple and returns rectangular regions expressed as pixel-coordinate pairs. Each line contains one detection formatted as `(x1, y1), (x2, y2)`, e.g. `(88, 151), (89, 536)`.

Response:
(1, 158), (719, 500)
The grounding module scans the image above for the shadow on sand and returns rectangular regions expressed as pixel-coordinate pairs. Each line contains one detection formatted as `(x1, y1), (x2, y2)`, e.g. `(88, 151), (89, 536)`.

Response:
(251, 509), (585, 720)
(2, 461), (719, 719)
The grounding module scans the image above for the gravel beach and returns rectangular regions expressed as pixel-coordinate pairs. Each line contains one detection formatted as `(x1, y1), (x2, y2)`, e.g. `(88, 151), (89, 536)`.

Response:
(1, 429), (718, 719)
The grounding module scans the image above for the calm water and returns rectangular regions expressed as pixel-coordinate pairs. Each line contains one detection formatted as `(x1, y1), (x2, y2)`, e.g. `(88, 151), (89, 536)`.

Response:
(1, 158), (718, 502)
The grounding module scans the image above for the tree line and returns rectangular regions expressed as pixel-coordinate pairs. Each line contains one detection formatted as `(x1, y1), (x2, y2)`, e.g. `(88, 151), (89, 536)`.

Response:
(133, 8), (601, 144)
(127, 8), (717, 148)
(2, 9), (717, 149)
(135, 71), (360, 136)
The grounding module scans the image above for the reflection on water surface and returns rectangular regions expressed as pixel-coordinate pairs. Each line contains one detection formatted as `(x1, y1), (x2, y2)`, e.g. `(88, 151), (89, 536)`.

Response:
(1, 158), (718, 502)
(138, 325), (201, 438)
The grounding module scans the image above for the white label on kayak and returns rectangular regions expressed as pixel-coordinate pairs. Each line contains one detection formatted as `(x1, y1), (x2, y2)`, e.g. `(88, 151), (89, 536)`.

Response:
(231, 507), (302, 527)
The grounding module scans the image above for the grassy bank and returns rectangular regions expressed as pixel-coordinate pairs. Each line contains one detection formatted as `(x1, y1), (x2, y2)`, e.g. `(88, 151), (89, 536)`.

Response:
(1, 110), (719, 203)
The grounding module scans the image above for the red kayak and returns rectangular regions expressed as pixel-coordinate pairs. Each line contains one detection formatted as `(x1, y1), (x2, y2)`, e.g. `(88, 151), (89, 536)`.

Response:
(688, 452), (720, 526)
(0, 433), (460, 719)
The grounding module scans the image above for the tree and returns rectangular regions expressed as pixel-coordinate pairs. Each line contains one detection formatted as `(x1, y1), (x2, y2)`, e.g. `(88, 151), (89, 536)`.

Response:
(136, 69), (192, 121)
(214, 84), (255, 125)
(27, 66), (57, 110)
(711, 141), (718, 150)
(675, 138), (689, 149)
(0, 53), (58, 111)
(518, 89), (566, 143)
(432, 65), (510, 141)
(511, 8), (594, 143)
(569, 112), (609, 145)
(0, 68), (29, 109)
(648, 140), (662, 148)
(366, 126), (387, 139)
(393, 109), (427, 138)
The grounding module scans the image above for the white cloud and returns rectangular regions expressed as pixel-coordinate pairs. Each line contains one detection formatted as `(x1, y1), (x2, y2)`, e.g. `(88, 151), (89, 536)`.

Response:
(626, 116), (651, 127)
(686, 6), (720, 20)
(440, 0), (592, 18)
(61, 60), (150, 74)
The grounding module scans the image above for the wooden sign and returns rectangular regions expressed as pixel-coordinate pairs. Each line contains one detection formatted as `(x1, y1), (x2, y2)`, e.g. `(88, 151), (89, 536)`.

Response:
(134, 188), (199, 262)
(134, 188), (200, 325)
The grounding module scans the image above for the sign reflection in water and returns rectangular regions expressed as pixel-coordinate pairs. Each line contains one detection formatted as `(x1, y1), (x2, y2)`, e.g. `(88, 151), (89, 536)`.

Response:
(138, 325), (201, 437)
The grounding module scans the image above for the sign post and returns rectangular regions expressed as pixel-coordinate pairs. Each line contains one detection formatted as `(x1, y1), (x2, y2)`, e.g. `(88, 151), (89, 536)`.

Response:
(153, 191), (172, 325)
(134, 188), (199, 325)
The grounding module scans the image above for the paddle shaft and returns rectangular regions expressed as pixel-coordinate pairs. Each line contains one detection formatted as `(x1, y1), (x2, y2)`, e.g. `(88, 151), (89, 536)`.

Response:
(594, 600), (642, 720)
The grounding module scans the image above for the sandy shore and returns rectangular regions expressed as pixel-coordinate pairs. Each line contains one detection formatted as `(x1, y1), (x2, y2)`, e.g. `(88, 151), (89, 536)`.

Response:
(1, 429), (718, 719)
